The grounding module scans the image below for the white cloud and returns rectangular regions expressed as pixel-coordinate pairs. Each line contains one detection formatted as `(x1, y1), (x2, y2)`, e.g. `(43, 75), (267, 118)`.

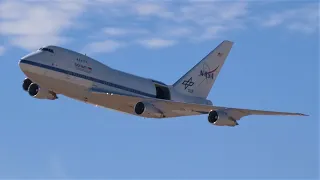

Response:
(84, 40), (126, 54)
(165, 27), (194, 37)
(102, 27), (148, 36)
(137, 38), (176, 49)
(262, 17), (283, 27)
(103, 27), (129, 36)
(174, 1), (248, 26)
(84, 1), (249, 49)
(260, 3), (319, 34)
(196, 25), (227, 42)
(10, 35), (69, 51)
(134, 3), (163, 16)
(287, 23), (317, 34)
(0, 46), (5, 56)
(0, 0), (317, 53)
(0, 0), (86, 50)
(132, 2), (173, 19)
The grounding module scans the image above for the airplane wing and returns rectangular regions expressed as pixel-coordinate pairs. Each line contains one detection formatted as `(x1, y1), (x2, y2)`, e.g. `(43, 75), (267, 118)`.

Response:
(89, 87), (308, 121)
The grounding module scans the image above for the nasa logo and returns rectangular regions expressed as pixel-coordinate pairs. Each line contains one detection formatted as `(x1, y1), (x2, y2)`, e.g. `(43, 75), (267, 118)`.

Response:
(182, 77), (194, 90)
(199, 66), (219, 80)
(199, 70), (214, 79)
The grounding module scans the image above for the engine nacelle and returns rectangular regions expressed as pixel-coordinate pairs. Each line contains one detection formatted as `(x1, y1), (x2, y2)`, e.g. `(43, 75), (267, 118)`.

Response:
(28, 83), (57, 100)
(134, 102), (164, 118)
(22, 78), (33, 91)
(208, 110), (238, 127)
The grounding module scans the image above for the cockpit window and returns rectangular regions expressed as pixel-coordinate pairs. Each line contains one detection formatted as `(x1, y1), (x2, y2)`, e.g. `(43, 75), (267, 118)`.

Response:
(39, 47), (54, 53)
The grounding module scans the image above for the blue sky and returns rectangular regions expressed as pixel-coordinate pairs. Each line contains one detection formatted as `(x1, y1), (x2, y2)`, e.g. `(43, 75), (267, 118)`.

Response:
(0, 0), (319, 179)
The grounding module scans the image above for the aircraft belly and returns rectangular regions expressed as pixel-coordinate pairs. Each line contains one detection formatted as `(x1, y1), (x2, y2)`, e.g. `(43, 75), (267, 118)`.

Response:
(24, 70), (90, 102)
(87, 93), (136, 115)
(22, 65), (148, 114)
(21, 62), (196, 117)
(24, 70), (200, 117)
(87, 90), (204, 118)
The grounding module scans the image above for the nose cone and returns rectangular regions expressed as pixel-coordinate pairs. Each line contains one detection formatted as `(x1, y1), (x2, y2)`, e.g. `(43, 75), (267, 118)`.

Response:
(19, 53), (35, 72)
(19, 59), (25, 71)
(19, 56), (28, 71)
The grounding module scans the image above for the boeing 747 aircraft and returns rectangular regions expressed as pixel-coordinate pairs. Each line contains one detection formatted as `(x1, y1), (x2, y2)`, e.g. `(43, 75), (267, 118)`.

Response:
(18, 40), (307, 127)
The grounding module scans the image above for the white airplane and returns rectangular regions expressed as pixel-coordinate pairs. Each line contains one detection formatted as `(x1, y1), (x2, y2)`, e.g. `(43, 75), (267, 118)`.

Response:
(18, 40), (307, 126)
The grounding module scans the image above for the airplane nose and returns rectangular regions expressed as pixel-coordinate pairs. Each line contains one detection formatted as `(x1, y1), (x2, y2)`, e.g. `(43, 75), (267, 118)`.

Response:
(19, 51), (41, 72)
(18, 58), (26, 71)
(19, 54), (32, 71)
(18, 58), (23, 66)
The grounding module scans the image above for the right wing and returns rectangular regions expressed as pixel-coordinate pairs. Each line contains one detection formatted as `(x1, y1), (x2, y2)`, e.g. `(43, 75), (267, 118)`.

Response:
(145, 98), (307, 120)
(89, 87), (308, 120)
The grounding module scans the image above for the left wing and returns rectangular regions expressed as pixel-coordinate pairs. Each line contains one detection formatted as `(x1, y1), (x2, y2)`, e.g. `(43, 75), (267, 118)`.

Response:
(89, 88), (308, 120)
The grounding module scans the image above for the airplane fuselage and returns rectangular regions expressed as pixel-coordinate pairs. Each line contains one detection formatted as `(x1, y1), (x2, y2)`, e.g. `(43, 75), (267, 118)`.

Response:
(19, 46), (212, 117)
(17, 41), (307, 125)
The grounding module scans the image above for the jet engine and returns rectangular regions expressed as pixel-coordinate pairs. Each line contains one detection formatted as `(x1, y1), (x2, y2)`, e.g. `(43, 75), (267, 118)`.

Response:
(22, 78), (33, 91)
(28, 83), (57, 100)
(134, 102), (164, 118)
(208, 110), (238, 126)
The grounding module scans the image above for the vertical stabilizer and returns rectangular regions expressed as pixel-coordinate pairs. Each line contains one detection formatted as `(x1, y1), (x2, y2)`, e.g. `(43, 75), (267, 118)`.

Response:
(172, 40), (233, 98)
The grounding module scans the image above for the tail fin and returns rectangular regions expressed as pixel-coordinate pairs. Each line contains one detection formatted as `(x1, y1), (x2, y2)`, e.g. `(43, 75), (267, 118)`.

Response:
(172, 40), (233, 98)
